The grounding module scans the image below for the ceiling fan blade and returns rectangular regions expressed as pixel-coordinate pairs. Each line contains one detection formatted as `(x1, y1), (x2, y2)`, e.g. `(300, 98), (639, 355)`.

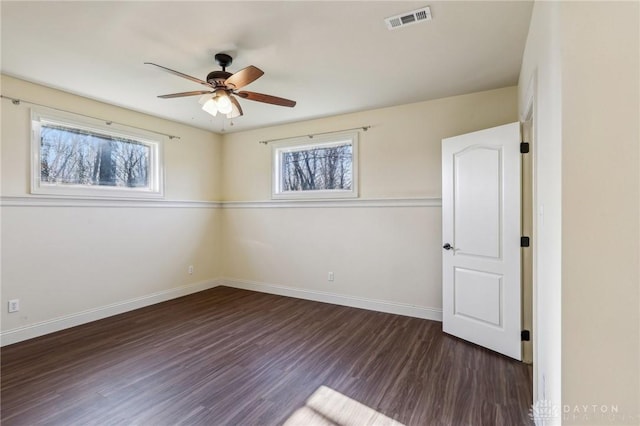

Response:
(145, 62), (213, 88)
(228, 95), (244, 118)
(225, 66), (264, 89)
(158, 90), (213, 99)
(236, 91), (296, 107)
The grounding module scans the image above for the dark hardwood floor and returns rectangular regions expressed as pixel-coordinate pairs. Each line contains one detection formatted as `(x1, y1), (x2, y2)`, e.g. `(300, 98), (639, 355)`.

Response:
(1, 287), (533, 425)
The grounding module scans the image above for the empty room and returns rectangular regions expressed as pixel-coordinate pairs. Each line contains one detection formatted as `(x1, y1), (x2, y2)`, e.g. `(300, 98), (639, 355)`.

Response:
(1, 1), (638, 425)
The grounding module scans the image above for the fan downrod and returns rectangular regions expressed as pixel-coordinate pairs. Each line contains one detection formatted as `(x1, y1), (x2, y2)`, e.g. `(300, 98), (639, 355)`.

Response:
(207, 53), (234, 85)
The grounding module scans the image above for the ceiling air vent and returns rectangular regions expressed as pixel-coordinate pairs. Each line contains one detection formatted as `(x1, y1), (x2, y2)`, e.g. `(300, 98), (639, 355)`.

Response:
(384, 6), (432, 30)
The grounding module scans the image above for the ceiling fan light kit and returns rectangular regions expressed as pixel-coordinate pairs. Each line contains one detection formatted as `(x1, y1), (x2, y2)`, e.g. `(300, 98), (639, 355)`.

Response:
(146, 52), (296, 121)
(199, 91), (233, 116)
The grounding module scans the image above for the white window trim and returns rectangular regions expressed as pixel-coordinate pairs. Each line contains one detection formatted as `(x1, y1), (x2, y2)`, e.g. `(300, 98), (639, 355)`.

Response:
(271, 131), (359, 200)
(31, 107), (165, 199)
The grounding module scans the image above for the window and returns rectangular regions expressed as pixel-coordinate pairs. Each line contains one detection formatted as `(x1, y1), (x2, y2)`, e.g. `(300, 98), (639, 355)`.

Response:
(272, 132), (358, 199)
(31, 107), (164, 199)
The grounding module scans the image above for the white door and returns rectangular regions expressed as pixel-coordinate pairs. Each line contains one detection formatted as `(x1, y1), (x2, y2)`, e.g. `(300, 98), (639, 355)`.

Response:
(442, 122), (521, 360)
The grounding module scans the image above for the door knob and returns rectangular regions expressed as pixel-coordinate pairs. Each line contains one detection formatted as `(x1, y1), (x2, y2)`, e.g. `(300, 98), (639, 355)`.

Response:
(443, 243), (454, 250)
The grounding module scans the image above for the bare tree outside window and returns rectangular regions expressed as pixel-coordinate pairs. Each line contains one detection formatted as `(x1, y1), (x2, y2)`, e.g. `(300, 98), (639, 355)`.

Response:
(40, 125), (150, 188)
(272, 133), (358, 199)
(281, 144), (352, 192)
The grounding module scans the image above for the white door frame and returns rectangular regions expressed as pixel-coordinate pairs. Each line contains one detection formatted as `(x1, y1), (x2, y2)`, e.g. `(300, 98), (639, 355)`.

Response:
(522, 73), (539, 403)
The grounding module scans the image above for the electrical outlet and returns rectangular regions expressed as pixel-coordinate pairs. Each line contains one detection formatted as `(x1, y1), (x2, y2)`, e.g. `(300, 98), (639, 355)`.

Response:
(188, 265), (194, 275)
(328, 272), (334, 282)
(8, 299), (20, 313)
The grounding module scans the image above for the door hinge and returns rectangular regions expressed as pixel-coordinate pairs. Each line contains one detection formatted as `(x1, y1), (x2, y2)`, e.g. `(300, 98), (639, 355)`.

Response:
(521, 330), (531, 341)
(521, 236), (530, 247)
(520, 142), (530, 154)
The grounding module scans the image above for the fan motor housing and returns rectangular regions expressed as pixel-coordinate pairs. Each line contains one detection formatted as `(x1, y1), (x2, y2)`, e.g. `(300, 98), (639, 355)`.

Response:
(207, 70), (232, 85)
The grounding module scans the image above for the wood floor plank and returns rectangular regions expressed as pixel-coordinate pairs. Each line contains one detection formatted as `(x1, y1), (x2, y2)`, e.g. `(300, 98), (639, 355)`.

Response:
(1, 287), (533, 425)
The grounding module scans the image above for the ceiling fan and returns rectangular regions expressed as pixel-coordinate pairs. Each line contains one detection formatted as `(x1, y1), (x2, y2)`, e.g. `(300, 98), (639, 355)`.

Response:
(145, 53), (296, 119)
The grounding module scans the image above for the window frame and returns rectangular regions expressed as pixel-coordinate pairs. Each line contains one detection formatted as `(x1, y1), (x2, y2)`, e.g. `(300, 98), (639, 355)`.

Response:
(31, 107), (165, 199)
(271, 131), (359, 200)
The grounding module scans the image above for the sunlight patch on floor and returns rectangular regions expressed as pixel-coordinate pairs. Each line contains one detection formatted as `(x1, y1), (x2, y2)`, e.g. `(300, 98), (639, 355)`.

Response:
(283, 385), (405, 426)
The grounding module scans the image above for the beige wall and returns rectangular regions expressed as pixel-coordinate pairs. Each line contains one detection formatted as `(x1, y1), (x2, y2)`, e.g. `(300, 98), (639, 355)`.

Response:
(560, 1), (639, 423)
(221, 87), (518, 313)
(1, 75), (223, 200)
(222, 87), (517, 202)
(1, 75), (223, 341)
(222, 205), (442, 310)
(520, 1), (640, 423)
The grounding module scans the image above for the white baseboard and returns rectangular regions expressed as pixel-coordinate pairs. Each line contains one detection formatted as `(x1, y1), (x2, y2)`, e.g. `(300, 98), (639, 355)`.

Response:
(221, 278), (443, 322)
(0, 279), (222, 347)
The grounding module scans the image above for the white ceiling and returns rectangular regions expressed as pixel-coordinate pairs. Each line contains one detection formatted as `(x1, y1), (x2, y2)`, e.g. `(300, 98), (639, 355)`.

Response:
(1, 1), (533, 134)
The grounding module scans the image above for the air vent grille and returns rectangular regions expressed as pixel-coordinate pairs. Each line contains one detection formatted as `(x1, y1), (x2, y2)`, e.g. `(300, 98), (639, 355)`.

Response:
(384, 6), (432, 30)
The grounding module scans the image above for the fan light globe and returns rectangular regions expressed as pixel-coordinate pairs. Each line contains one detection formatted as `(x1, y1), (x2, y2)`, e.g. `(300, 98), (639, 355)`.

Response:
(227, 102), (241, 119)
(215, 92), (233, 115)
(201, 98), (218, 116)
